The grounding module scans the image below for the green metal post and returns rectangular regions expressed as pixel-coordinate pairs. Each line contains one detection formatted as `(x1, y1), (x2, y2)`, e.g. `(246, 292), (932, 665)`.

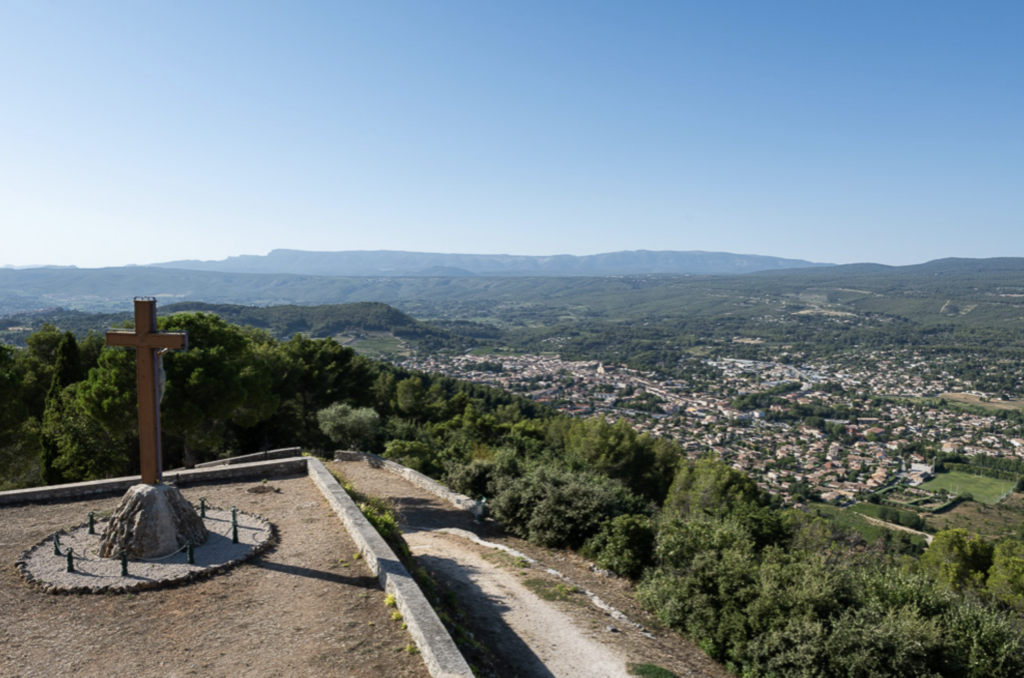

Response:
(187, 541), (195, 565)
(66, 547), (74, 573)
(53, 533), (61, 556)
(474, 497), (489, 524)
(120, 550), (128, 577)
(88, 511), (95, 535)
(199, 497), (206, 518)
(231, 506), (238, 544)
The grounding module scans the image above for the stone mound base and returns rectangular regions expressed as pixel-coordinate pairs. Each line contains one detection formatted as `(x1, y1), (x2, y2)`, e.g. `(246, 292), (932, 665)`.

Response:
(98, 483), (209, 559)
(16, 508), (274, 594)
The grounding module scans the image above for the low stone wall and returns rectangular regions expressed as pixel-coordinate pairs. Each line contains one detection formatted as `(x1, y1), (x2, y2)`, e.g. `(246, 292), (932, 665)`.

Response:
(334, 451), (477, 513)
(0, 458), (308, 506)
(193, 447), (303, 468)
(307, 458), (473, 678)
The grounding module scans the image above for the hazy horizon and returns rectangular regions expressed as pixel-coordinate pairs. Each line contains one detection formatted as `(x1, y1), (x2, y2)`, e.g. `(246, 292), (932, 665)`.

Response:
(7, 246), (1019, 273)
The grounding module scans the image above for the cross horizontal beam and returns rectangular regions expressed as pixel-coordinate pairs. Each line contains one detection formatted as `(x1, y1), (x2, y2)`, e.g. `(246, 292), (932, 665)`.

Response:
(105, 331), (188, 350)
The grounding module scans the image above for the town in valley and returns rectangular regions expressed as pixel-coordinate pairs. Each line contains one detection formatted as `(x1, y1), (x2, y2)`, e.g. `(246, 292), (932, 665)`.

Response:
(402, 347), (1024, 512)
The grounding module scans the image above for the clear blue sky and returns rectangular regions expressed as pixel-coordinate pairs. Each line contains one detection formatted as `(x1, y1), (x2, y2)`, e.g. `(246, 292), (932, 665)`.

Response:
(1, 1), (1021, 268)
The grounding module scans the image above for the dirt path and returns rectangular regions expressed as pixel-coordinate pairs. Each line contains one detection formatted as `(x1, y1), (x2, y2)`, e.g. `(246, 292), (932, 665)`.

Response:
(411, 529), (625, 678)
(860, 514), (934, 544)
(329, 460), (729, 678)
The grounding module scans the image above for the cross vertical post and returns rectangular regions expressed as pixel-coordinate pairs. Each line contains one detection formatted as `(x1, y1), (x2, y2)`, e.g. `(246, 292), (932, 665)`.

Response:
(105, 298), (187, 484)
(134, 299), (161, 484)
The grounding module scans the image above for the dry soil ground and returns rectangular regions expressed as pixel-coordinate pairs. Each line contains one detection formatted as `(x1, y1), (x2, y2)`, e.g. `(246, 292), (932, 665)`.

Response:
(0, 474), (430, 678)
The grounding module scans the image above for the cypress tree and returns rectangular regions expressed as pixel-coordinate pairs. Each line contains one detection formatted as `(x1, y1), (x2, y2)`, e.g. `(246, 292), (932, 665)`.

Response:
(39, 332), (83, 485)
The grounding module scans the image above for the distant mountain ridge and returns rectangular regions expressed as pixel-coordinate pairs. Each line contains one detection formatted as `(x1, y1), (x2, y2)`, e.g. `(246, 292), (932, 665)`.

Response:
(3, 257), (1023, 325)
(151, 249), (830, 277)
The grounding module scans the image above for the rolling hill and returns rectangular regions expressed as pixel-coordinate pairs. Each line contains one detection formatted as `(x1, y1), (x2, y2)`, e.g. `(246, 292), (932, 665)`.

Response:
(1, 258), (1023, 332)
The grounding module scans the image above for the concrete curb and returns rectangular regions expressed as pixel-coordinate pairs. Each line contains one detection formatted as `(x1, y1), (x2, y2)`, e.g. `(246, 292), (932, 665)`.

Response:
(334, 451), (477, 512)
(0, 458), (309, 506)
(307, 458), (473, 678)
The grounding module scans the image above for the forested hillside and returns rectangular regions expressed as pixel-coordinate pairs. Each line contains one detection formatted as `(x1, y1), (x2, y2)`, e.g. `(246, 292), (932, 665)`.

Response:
(4, 258), (1024, 330)
(0, 302), (484, 353)
(2, 312), (1024, 677)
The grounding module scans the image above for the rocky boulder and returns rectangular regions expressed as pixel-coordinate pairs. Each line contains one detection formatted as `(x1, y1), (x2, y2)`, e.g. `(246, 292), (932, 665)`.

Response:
(98, 484), (209, 559)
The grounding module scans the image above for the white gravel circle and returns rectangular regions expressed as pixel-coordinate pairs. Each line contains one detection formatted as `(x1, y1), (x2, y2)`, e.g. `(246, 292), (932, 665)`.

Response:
(16, 508), (274, 593)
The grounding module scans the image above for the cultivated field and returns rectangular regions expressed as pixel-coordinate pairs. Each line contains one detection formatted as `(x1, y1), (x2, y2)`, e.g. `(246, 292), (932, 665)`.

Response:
(849, 502), (921, 525)
(881, 490), (945, 510)
(348, 333), (407, 358)
(924, 492), (1024, 538)
(938, 392), (1024, 412)
(919, 471), (1016, 505)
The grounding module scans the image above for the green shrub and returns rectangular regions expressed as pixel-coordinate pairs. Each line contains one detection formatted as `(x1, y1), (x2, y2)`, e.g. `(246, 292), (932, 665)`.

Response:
(383, 439), (436, 475)
(526, 476), (622, 548)
(490, 466), (639, 548)
(636, 568), (693, 631)
(329, 468), (401, 541)
(560, 416), (678, 501)
(823, 605), (943, 678)
(363, 504), (400, 540)
(920, 528), (994, 591)
(855, 567), (953, 620)
(664, 456), (763, 519)
(744, 604), (943, 678)
(444, 458), (495, 498)
(987, 539), (1024, 612)
(654, 514), (753, 570)
(318, 402), (380, 451)
(638, 509), (1024, 678)
(583, 514), (655, 579)
(638, 522), (761, 660)
(938, 597), (1024, 678)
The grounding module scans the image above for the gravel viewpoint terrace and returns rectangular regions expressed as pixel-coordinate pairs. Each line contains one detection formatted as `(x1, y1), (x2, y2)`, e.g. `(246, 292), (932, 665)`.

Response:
(0, 474), (431, 678)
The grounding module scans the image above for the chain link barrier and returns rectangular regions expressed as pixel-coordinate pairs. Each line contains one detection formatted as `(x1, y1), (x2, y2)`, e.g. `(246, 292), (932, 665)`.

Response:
(53, 501), (225, 567)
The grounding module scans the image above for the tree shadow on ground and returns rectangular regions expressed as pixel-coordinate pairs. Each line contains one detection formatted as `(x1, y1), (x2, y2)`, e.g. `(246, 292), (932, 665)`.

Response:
(415, 552), (556, 678)
(255, 560), (379, 588)
(393, 496), (478, 533)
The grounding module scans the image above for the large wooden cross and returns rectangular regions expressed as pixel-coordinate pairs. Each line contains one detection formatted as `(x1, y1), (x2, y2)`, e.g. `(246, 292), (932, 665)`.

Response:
(106, 298), (188, 484)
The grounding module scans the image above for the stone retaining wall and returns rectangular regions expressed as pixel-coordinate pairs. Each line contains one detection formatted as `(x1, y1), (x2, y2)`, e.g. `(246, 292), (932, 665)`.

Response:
(307, 458), (473, 678)
(0, 458), (308, 506)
